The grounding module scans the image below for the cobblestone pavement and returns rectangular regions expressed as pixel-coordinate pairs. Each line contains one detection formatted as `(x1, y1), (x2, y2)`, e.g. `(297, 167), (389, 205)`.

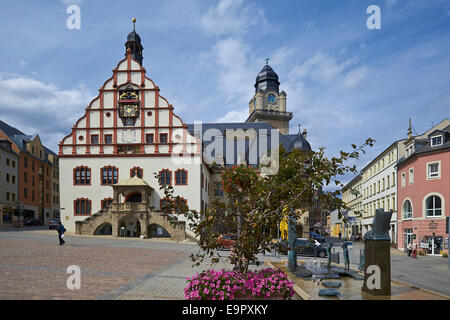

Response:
(0, 233), (188, 300)
(0, 230), (277, 300)
(1, 229), (449, 300)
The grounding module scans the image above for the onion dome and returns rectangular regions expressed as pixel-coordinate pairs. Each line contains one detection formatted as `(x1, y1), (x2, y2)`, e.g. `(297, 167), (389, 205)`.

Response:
(254, 64), (280, 93)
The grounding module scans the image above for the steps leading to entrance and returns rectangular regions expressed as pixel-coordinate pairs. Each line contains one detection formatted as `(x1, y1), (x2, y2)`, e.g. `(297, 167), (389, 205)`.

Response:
(75, 207), (186, 241)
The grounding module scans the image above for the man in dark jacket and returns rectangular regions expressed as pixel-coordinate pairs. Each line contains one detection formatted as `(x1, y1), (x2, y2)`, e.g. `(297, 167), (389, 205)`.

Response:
(57, 222), (66, 245)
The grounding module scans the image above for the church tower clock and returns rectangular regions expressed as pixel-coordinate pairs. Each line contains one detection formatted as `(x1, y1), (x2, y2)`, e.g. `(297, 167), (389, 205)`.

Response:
(246, 61), (292, 135)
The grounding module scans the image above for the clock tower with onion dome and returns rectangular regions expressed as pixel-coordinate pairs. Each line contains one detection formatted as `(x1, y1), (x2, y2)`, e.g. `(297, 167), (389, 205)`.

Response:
(246, 60), (293, 135)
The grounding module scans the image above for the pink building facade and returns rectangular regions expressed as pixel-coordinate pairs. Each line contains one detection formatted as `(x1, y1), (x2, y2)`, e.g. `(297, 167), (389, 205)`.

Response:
(397, 127), (450, 255)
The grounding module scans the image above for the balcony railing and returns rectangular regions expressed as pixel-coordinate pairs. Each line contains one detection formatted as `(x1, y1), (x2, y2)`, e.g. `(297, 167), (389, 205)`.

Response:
(246, 109), (293, 122)
(111, 202), (149, 212)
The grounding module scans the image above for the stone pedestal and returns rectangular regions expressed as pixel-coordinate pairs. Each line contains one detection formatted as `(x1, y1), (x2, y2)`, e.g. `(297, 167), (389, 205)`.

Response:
(362, 240), (391, 296)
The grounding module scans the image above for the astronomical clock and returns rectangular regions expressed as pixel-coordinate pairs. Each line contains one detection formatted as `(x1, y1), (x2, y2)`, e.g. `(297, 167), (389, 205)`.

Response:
(118, 85), (140, 126)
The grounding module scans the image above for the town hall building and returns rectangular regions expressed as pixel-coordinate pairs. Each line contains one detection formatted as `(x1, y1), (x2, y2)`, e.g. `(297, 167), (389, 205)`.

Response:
(58, 20), (311, 240)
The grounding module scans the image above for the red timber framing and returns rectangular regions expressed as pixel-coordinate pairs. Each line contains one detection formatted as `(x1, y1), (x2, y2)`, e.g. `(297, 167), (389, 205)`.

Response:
(58, 49), (199, 159)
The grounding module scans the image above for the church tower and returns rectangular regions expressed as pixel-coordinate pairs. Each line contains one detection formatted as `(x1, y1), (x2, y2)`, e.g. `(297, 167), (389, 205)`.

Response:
(246, 61), (292, 135)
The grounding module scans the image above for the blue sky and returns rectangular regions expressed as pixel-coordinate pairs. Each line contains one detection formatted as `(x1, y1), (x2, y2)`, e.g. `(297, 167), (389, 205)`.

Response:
(0, 0), (449, 184)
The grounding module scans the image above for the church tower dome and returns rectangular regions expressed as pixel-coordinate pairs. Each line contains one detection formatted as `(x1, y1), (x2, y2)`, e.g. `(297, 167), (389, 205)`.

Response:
(125, 18), (143, 66)
(254, 63), (280, 93)
(246, 60), (292, 134)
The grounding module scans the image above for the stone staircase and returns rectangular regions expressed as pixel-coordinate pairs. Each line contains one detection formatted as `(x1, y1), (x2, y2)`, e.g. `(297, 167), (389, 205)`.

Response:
(75, 209), (112, 235)
(148, 211), (187, 241)
(75, 206), (187, 241)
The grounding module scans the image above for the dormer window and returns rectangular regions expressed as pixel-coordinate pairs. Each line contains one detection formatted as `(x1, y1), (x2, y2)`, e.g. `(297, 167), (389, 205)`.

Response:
(430, 135), (443, 147)
(406, 145), (414, 157)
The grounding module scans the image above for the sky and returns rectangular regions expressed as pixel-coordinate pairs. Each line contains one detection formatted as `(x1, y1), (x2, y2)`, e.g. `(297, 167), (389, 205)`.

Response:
(0, 0), (449, 186)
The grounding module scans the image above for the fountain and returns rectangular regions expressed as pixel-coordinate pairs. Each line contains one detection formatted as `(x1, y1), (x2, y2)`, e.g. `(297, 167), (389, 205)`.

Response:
(273, 209), (449, 300)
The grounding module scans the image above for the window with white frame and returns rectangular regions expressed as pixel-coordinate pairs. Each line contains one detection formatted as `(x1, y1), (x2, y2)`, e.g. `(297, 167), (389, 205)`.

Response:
(401, 172), (406, 187)
(406, 145), (414, 157)
(409, 168), (414, 184)
(427, 162), (440, 179)
(402, 200), (412, 219)
(425, 195), (442, 217)
(430, 135), (443, 147)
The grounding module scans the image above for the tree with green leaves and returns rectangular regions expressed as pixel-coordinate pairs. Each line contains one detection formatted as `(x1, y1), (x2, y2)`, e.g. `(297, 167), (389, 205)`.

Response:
(156, 138), (374, 274)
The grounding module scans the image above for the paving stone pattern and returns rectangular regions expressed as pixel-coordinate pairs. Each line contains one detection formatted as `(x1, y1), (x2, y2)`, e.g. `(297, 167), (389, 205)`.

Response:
(0, 238), (184, 299)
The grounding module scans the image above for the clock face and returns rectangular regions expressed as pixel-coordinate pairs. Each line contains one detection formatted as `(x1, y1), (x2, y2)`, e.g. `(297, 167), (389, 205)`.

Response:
(122, 105), (138, 117)
(267, 94), (277, 104)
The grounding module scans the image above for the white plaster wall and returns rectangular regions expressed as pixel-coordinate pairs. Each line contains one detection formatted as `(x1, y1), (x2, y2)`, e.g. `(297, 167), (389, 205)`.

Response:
(144, 78), (155, 89)
(103, 79), (114, 90)
(104, 92), (114, 108)
(60, 156), (203, 233)
(118, 60), (127, 71)
(131, 72), (141, 84)
(130, 60), (140, 70)
(117, 72), (127, 84)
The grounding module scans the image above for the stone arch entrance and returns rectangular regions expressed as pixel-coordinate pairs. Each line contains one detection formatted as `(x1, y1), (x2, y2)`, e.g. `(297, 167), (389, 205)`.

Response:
(118, 215), (141, 237)
(148, 223), (171, 238)
(94, 222), (112, 235)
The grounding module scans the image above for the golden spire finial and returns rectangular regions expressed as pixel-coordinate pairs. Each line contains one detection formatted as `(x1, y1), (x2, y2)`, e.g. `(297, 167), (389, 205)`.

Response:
(132, 17), (136, 31)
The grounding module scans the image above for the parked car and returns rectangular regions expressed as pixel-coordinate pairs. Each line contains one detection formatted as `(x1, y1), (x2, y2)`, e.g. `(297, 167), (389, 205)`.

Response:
(309, 231), (325, 242)
(218, 234), (238, 250)
(48, 219), (60, 230)
(24, 217), (39, 226)
(296, 238), (327, 258)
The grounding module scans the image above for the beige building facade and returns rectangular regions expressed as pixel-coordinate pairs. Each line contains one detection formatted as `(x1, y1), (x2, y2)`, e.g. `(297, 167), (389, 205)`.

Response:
(341, 173), (363, 238)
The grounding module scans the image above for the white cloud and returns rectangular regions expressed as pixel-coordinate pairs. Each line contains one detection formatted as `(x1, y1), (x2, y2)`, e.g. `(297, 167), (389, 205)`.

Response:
(201, 0), (267, 36)
(289, 52), (361, 85)
(217, 109), (248, 123)
(212, 38), (254, 103)
(0, 75), (93, 152)
(270, 47), (296, 66)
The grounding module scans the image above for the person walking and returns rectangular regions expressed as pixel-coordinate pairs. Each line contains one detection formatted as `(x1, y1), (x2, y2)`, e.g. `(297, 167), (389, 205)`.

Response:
(57, 222), (66, 246)
(412, 242), (418, 259)
(407, 242), (412, 257)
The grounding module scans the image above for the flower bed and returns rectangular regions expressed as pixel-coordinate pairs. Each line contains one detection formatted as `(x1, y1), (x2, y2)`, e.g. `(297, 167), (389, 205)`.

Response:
(184, 268), (295, 300)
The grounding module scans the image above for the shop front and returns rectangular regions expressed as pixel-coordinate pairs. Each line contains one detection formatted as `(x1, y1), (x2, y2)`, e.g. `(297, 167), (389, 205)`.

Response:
(1, 205), (16, 227)
(423, 235), (443, 255)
